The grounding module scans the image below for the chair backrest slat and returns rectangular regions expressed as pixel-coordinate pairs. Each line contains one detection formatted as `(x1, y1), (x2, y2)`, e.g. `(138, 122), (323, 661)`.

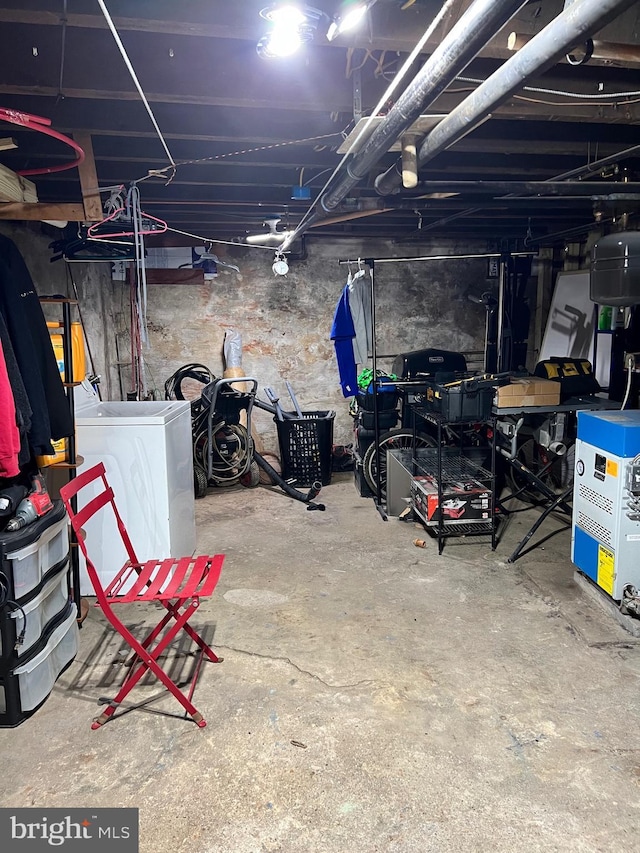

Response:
(60, 462), (141, 597)
(71, 488), (113, 532)
(60, 462), (106, 501)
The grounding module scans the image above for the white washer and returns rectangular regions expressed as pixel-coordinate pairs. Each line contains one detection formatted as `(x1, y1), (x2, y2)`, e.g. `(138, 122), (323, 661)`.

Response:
(74, 383), (196, 595)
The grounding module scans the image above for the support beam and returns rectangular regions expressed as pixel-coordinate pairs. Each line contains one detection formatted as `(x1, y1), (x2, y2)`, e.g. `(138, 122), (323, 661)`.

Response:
(0, 203), (85, 221)
(73, 133), (103, 221)
(407, 180), (640, 195)
(508, 33), (640, 65)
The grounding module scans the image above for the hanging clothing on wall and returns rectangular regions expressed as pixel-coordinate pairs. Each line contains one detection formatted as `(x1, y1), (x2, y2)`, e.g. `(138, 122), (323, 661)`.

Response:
(0, 310), (31, 466)
(0, 340), (20, 478)
(348, 267), (372, 366)
(0, 234), (72, 458)
(331, 278), (358, 397)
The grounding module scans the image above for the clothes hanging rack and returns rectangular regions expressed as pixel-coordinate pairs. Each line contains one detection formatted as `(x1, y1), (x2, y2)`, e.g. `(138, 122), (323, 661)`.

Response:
(337, 250), (538, 515)
(337, 251), (536, 266)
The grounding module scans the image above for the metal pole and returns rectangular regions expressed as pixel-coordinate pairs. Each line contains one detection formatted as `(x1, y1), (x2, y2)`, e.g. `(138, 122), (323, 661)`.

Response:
(318, 0), (529, 214)
(406, 181), (640, 196)
(62, 299), (81, 622)
(375, 0), (638, 195)
(496, 258), (507, 374)
(338, 251), (536, 265)
(368, 259), (386, 519)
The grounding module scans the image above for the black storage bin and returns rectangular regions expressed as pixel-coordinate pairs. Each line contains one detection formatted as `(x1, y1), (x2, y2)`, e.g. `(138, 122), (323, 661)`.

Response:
(419, 379), (494, 423)
(356, 388), (398, 411)
(275, 410), (335, 487)
(359, 409), (399, 431)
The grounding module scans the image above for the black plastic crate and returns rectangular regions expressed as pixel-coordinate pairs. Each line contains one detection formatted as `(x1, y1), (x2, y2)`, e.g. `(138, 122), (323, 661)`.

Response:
(419, 380), (494, 423)
(356, 388), (398, 411)
(275, 410), (335, 487)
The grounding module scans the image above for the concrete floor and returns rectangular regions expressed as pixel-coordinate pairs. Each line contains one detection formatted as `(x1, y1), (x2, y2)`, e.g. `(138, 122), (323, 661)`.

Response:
(2, 474), (640, 852)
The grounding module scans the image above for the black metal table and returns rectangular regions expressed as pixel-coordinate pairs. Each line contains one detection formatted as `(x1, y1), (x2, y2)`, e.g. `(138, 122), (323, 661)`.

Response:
(493, 395), (619, 562)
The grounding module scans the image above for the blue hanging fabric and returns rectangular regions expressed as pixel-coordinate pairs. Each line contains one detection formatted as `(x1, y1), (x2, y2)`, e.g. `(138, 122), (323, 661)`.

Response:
(330, 274), (358, 397)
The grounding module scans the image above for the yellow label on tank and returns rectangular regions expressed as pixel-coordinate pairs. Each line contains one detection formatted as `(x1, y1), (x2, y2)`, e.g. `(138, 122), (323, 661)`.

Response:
(597, 545), (615, 596)
(606, 459), (618, 477)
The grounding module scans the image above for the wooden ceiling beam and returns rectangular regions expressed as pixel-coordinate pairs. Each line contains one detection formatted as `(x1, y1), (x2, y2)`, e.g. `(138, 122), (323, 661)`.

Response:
(0, 2), (636, 63)
(0, 202), (85, 220)
(73, 132), (102, 221)
(0, 84), (352, 113)
(1, 81), (637, 124)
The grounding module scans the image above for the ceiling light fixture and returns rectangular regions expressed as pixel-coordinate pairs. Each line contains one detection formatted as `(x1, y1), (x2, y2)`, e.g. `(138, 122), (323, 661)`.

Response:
(272, 251), (290, 276)
(257, 4), (328, 59)
(326, 0), (378, 42)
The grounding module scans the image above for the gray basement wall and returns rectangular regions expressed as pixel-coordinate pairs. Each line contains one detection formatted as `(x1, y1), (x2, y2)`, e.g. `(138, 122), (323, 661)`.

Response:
(1, 223), (502, 451)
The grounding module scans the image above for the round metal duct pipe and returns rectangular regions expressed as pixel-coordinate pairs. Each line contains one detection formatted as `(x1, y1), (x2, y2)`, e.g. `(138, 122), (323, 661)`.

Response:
(591, 231), (640, 306)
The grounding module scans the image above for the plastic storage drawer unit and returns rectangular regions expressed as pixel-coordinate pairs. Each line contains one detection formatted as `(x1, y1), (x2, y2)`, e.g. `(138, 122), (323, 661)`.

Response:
(0, 559), (70, 658)
(2, 502), (69, 600)
(7, 604), (78, 715)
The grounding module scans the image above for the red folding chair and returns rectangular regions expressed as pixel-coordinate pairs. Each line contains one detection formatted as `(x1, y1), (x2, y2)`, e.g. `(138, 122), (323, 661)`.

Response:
(60, 462), (224, 730)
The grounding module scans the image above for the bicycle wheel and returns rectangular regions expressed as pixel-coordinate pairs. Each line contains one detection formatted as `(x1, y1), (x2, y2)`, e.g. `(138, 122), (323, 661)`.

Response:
(362, 428), (437, 497)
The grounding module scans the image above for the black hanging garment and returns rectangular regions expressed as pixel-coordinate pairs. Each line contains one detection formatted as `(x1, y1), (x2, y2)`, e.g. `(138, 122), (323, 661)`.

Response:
(0, 234), (72, 457)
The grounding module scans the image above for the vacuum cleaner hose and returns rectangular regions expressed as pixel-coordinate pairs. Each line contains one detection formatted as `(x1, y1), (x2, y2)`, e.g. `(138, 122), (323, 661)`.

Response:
(254, 451), (325, 511)
(306, 481), (323, 502)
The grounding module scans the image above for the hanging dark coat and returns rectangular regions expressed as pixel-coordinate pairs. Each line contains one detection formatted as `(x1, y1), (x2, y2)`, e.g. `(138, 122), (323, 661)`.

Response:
(0, 234), (72, 456)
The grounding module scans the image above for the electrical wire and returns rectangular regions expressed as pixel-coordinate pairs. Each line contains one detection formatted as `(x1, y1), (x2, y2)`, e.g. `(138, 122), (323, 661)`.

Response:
(134, 131), (347, 185)
(165, 226), (275, 251)
(56, 0), (67, 103)
(621, 353), (635, 410)
(97, 0), (176, 181)
(0, 571), (27, 650)
(456, 74), (640, 103)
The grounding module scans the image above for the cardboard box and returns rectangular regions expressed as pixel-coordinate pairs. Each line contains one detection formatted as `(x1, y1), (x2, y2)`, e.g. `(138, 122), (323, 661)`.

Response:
(494, 377), (561, 409)
(411, 476), (491, 526)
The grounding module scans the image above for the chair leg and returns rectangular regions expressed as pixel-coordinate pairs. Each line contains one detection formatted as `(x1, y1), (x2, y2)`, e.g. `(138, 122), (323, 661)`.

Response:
(93, 601), (210, 729)
(124, 598), (223, 668)
(163, 598), (223, 663)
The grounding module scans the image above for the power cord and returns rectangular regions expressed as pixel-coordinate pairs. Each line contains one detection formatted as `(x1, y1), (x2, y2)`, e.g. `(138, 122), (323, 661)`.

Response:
(621, 353), (636, 411)
(0, 570), (27, 650)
